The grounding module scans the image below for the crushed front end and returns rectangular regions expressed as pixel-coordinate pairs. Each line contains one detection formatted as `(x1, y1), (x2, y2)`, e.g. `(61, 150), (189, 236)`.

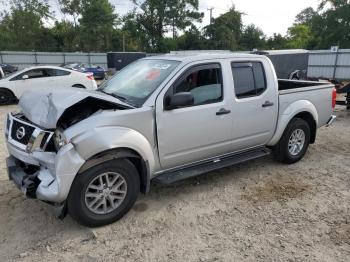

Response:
(5, 112), (85, 217)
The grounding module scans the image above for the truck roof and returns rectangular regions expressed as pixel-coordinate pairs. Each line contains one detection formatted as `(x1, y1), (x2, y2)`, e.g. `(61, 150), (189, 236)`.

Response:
(146, 51), (265, 63)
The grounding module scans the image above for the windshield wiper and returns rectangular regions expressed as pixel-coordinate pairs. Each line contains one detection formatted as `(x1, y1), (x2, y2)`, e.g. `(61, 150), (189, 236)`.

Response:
(111, 93), (127, 101)
(97, 89), (136, 107)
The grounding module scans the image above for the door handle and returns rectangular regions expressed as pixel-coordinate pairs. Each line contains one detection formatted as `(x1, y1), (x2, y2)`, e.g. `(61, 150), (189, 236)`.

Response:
(262, 101), (274, 108)
(216, 108), (231, 116)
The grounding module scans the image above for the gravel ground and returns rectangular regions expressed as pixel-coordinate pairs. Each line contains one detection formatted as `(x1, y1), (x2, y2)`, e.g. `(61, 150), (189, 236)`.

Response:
(0, 105), (349, 262)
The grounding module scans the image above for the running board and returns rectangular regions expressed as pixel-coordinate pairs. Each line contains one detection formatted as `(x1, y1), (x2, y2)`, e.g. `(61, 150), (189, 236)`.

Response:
(154, 147), (271, 185)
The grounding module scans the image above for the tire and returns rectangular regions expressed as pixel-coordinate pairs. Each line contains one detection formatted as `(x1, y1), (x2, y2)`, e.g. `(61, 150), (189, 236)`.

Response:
(67, 159), (140, 227)
(72, 84), (86, 89)
(0, 88), (16, 105)
(273, 118), (311, 164)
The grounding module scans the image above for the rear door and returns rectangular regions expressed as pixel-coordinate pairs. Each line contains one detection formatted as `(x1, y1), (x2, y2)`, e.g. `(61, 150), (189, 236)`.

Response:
(230, 60), (278, 150)
(155, 62), (235, 170)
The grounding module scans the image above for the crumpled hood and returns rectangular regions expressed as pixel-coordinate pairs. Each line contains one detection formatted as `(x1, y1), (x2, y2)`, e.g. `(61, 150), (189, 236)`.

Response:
(19, 87), (130, 129)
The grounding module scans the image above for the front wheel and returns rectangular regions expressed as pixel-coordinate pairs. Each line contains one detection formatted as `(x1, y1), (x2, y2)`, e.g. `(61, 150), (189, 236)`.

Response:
(0, 88), (16, 105)
(273, 118), (311, 164)
(67, 159), (140, 227)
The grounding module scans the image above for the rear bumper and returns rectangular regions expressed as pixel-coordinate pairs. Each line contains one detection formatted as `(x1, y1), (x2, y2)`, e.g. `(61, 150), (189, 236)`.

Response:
(326, 115), (337, 127)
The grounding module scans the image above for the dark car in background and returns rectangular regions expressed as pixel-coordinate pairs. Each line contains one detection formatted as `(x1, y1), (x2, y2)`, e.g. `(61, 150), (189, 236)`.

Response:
(0, 64), (18, 74)
(61, 62), (106, 80)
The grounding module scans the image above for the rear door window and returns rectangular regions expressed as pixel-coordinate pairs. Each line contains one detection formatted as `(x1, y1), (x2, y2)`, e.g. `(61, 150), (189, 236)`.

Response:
(232, 62), (267, 98)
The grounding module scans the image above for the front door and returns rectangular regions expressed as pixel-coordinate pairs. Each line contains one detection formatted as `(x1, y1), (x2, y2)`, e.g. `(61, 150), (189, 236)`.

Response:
(10, 68), (54, 97)
(156, 63), (234, 170)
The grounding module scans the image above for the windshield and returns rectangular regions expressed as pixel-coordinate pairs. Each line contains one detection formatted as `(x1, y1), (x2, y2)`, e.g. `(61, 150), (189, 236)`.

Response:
(99, 59), (180, 107)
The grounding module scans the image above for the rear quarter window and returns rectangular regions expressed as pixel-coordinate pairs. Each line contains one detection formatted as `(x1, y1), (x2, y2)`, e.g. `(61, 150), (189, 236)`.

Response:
(54, 69), (71, 76)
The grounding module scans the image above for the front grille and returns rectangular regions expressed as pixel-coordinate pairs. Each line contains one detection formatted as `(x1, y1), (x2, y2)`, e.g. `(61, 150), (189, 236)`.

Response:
(10, 120), (35, 145)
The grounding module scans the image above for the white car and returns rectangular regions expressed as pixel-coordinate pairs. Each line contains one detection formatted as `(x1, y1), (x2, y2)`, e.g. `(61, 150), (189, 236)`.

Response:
(0, 65), (97, 105)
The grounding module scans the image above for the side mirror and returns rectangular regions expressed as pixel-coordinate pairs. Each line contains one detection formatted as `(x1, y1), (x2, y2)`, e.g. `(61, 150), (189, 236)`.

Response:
(165, 92), (194, 110)
(22, 75), (29, 80)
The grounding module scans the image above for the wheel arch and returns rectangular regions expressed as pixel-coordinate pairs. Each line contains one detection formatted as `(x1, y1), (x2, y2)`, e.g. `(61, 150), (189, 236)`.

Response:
(293, 111), (317, 143)
(268, 100), (318, 146)
(78, 147), (150, 194)
(0, 87), (17, 101)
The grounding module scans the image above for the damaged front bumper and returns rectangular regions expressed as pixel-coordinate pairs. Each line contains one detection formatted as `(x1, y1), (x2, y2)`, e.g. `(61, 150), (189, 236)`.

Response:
(5, 113), (86, 215)
(6, 142), (85, 203)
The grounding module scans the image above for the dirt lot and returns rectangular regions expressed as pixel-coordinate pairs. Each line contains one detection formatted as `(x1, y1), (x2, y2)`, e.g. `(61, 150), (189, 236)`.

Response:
(0, 105), (349, 262)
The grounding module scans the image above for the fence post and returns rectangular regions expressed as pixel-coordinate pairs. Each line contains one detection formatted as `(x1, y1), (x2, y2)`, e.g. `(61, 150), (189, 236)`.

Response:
(88, 52), (91, 65)
(63, 53), (66, 64)
(34, 52), (38, 65)
(0, 51), (3, 64)
(332, 50), (339, 80)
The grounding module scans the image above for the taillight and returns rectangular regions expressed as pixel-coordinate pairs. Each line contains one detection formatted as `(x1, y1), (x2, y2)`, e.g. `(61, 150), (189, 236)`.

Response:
(87, 74), (94, 81)
(332, 88), (337, 109)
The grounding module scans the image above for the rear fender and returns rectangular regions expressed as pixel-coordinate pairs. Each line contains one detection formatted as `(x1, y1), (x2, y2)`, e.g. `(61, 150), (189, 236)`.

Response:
(268, 100), (318, 146)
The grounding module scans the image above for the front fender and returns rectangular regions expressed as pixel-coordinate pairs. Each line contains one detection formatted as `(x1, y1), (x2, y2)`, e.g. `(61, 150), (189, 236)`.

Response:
(71, 126), (156, 174)
(268, 100), (318, 146)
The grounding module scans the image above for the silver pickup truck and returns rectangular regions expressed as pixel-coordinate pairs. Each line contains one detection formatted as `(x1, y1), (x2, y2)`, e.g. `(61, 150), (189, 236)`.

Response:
(5, 53), (336, 227)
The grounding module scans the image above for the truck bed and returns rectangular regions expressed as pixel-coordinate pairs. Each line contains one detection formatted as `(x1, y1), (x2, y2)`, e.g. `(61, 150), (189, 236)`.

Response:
(278, 79), (334, 128)
(278, 79), (332, 92)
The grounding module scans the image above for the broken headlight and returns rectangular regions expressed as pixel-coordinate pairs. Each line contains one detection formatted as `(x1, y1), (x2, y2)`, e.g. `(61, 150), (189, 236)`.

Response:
(54, 129), (68, 150)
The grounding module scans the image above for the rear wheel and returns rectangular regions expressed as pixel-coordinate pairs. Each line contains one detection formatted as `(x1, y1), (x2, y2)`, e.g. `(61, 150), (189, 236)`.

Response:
(0, 88), (16, 105)
(273, 118), (310, 164)
(67, 159), (140, 227)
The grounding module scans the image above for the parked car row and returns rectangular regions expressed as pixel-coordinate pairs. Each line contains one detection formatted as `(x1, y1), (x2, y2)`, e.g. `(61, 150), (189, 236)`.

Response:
(0, 65), (97, 105)
(61, 62), (107, 80)
(1, 63), (18, 74)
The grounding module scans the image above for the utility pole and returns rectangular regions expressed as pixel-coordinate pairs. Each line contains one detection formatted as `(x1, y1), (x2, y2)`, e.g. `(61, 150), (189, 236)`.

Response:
(207, 7), (214, 24)
(122, 32), (126, 52)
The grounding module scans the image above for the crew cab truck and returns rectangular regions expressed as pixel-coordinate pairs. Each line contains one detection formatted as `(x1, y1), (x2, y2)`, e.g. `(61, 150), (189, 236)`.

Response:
(5, 53), (337, 227)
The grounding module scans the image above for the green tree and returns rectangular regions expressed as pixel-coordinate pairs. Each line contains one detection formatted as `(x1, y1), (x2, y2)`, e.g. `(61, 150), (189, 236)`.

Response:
(58, 0), (82, 27)
(177, 25), (205, 50)
(50, 20), (81, 51)
(240, 24), (266, 50)
(122, 11), (147, 51)
(266, 34), (289, 50)
(286, 24), (313, 49)
(292, 2), (350, 49)
(313, 2), (350, 48)
(165, 0), (203, 38)
(0, 0), (51, 51)
(131, 0), (203, 51)
(319, 0), (350, 9)
(204, 7), (243, 50)
(79, 0), (117, 52)
(295, 7), (317, 24)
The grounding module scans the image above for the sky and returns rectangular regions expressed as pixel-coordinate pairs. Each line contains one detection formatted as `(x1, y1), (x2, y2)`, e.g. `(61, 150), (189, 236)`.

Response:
(104, 0), (321, 36)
